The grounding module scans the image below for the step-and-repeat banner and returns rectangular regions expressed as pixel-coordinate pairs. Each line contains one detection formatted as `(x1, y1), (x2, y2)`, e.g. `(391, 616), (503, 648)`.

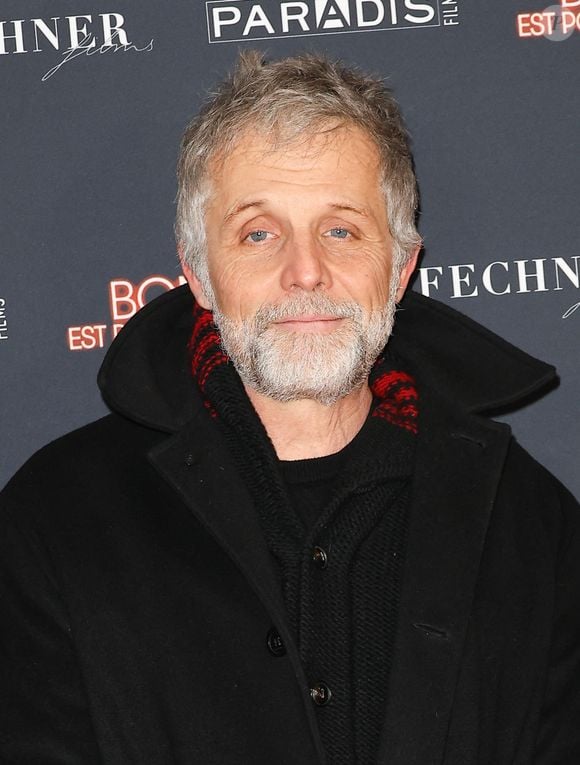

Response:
(1, 0), (579, 497)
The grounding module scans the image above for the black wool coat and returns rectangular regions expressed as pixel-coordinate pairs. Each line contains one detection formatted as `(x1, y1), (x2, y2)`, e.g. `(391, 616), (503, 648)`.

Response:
(1, 286), (579, 765)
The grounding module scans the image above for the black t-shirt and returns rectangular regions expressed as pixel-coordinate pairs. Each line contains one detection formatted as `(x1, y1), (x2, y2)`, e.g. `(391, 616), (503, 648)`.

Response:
(278, 413), (372, 529)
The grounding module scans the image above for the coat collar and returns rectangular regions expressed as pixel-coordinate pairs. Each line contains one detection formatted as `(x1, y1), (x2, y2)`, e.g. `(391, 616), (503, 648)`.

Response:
(98, 284), (556, 434)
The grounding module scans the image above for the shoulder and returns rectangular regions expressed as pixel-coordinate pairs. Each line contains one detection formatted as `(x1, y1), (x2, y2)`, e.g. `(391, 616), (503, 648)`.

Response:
(3, 413), (163, 487)
(0, 414), (168, 531)
(500, 437), (577, 509)
(495, 436), (579, 560)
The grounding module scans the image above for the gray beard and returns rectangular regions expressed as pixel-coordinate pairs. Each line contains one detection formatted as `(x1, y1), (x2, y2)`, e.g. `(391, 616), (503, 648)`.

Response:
(212, 291), (398, 406)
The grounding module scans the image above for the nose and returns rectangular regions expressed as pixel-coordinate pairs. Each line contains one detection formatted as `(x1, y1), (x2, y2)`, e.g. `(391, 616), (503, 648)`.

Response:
(279, 235), (332, 293)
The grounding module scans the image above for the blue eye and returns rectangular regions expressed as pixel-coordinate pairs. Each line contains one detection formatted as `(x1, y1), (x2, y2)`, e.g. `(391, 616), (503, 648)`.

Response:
(247, 230), (269, 243)
(329, 227), (349, 239)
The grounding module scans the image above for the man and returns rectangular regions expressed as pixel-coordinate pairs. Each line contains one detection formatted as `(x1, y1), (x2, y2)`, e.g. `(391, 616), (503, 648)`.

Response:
(1, 51), (579, 764)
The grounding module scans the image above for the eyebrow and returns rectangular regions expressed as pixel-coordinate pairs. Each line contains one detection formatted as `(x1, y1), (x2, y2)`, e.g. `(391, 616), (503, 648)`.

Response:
(327, 203), (369, 218)
(223, 200), (370, 225)
(223, 200), (266, 226)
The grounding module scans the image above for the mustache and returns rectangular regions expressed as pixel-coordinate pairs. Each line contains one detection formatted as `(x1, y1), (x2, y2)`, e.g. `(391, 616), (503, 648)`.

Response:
(253, 294), (362, 329)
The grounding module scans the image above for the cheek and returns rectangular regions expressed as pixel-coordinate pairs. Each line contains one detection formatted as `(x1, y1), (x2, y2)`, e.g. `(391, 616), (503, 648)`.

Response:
(206, 251), (249, 308)
(208, 255), (279, 319)
(339, 254), (393, 307)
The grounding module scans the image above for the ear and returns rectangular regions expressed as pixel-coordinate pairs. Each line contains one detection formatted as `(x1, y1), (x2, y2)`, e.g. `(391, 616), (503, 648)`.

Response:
(180, 256), (213, 311)
(395, 245), (420, 303)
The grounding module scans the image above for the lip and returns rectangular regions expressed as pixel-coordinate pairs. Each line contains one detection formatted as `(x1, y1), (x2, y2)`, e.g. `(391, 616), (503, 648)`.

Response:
(273, 315), (341, 324)
(272, 316), (345, 333)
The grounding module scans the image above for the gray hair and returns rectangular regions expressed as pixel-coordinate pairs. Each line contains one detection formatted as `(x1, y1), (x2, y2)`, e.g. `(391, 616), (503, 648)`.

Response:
(175, 50), (421, 290)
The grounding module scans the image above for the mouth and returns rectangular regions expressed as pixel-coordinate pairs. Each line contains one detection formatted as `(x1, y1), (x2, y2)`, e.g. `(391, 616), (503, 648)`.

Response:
(271, 315), (346, 333)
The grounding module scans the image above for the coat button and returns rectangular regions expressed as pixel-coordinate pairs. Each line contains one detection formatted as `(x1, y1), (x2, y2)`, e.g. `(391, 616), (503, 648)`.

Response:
(312, 546), (328, 569)
(310, 683), (332, 706)
(266, 627), (286, 657)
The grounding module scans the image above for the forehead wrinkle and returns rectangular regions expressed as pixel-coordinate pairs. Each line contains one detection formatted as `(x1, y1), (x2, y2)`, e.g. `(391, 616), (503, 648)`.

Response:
(210, 128), (385, 233)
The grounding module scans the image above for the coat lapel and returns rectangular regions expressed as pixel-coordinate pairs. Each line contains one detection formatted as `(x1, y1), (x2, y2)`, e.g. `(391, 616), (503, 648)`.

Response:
(148, 407), (327, 763)
(378, 393), (511, 765)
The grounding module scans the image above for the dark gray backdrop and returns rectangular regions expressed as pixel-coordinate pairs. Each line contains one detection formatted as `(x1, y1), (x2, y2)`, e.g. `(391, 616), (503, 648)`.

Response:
(1, 0), (578, 497)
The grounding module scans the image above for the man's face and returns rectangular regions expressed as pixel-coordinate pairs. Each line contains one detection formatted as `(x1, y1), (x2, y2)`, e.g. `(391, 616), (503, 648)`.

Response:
(184, 125), (417, 404)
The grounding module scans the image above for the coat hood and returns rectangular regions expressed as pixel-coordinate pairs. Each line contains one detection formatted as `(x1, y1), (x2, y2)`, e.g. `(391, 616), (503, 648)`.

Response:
(98, 284), (556, 433)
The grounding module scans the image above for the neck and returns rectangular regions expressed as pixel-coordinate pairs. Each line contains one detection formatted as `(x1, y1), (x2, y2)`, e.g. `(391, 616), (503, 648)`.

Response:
(245, 384), (373, 460)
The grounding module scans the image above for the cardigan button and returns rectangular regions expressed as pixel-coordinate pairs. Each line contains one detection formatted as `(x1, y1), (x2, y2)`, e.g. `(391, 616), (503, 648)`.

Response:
(312, 546), (328, 569)
(266, 627), (286, 657)
(310, 683), (332, 706)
